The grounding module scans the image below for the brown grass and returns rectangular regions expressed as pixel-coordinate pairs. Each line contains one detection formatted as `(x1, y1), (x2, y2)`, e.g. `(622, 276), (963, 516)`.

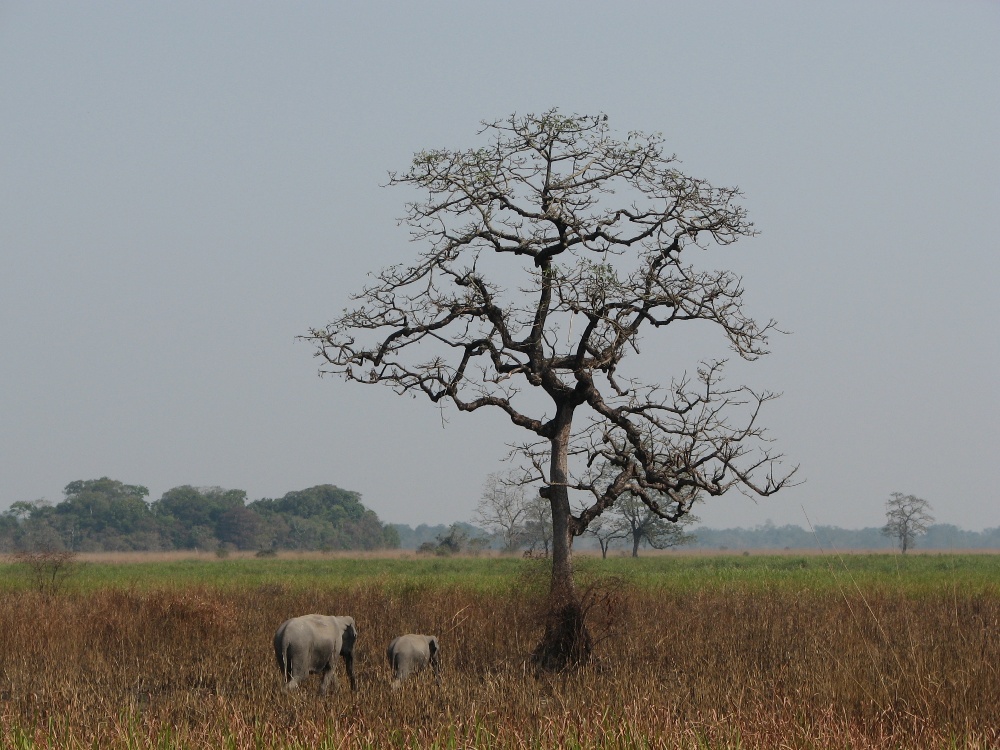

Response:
(0, 582), (997, 748)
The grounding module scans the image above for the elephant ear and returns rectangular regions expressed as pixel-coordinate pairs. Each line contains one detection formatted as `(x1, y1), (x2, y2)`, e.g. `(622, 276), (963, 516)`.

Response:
(428, 636), (438, 656)
(342, 619), (358, 648)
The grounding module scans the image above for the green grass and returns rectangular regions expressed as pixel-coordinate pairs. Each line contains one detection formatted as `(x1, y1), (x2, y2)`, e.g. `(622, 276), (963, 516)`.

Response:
(577, 552), (1000, 594)
(0, 554), (537, 594)
(3, 551), (998, 595)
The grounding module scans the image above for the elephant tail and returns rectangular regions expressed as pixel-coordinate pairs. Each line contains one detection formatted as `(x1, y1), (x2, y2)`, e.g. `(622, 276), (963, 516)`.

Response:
(274, 637), (292, 681)
(390, 652), (402, 690)
(282, 642), (293, 681)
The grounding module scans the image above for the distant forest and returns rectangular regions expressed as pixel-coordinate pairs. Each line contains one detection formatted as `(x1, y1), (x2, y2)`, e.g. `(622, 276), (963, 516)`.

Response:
(0, 478), (399, 553)
(3, 479), (997, 554)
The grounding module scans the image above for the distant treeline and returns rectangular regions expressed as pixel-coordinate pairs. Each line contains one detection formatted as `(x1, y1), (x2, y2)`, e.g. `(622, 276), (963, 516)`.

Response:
(388, 521), (1000, 553)
(6, 481), (997, 555)
(0, 478), (399, 553)
(686, 522), (1000, 551)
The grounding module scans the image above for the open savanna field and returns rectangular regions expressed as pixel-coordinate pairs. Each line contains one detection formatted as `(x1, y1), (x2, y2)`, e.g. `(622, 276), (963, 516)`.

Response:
(1, 552), (998, 749)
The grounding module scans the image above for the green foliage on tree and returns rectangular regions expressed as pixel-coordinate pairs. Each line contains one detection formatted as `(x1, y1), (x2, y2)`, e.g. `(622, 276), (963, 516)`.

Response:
(151, 486), (247, 549)
(250, 485), (396, 551)
(43, 478), (158, 551)
(0, 513), (19, 551)
(2, 479), (398, 553)
(381, 524), (402, 549)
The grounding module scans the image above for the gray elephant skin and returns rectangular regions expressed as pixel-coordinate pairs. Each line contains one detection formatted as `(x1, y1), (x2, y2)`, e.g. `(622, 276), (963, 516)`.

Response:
(273, 614), (358, 694)
(387, 633), (439, 686)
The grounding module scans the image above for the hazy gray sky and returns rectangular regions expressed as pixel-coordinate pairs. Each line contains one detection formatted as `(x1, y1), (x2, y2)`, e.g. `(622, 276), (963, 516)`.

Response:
(2, 2), (998, 530)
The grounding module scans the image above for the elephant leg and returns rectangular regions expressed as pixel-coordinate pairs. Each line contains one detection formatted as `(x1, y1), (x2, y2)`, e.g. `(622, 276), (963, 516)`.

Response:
(318, 666), (337, 696)
(343, 652), (357, 692)
(284, 662), (306, 692)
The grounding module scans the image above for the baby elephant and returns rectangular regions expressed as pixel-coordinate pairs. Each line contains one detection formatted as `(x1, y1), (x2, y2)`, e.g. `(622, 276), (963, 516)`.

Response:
(387, 634), (440, 687)
(273, 614), (358, 695)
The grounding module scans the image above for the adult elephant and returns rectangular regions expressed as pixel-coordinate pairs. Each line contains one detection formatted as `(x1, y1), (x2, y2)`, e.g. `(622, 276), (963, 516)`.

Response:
(273, 614), (358, 694)
(387, 633), (439, 687)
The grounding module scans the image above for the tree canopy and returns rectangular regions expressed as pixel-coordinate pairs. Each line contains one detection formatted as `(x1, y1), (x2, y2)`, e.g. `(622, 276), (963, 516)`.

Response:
(152, 486), (247, 549)
(251, 484), (397, 551)
(2, 479), (398, 553)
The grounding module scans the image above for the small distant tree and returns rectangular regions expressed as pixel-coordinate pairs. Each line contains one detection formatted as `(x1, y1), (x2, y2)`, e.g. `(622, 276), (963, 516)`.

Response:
(587, 487), (697, 558)
(475, 472), (529, 552)
(417, 523), (488, 556)
(587, 516), (622, 559)
(612, 492), (697, 557)
(435, 523), (469, 555)
(522, 495), (553, 556)
(14, 550), (78, 594)
(881, 492), (934, 553)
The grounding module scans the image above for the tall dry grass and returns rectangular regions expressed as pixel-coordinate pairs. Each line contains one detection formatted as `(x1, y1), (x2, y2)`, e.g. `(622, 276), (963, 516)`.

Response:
(0, 579), (997, 748)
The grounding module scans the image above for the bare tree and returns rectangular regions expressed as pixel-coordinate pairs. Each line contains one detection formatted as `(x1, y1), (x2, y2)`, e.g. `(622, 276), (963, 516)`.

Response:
(521, 493), (553, 556)
(610, 492), (698, 558)
(587, 516), (624, 559)
(475, 472), (529, 553)
(306, 110), (795, 669)
(14, 550), (78, 595)
(881, 492), (934, 553)
(587, 467), (698, 557)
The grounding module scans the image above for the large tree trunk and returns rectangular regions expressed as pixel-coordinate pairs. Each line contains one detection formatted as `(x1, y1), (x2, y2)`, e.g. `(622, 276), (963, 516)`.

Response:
(631, 532), (641, 558)
(531, 416), (593, 671)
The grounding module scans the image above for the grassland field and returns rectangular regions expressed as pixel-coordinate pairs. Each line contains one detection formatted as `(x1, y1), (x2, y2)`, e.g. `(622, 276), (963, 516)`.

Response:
(1, 552), (998, 749)
(4, 549), (999, 594)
